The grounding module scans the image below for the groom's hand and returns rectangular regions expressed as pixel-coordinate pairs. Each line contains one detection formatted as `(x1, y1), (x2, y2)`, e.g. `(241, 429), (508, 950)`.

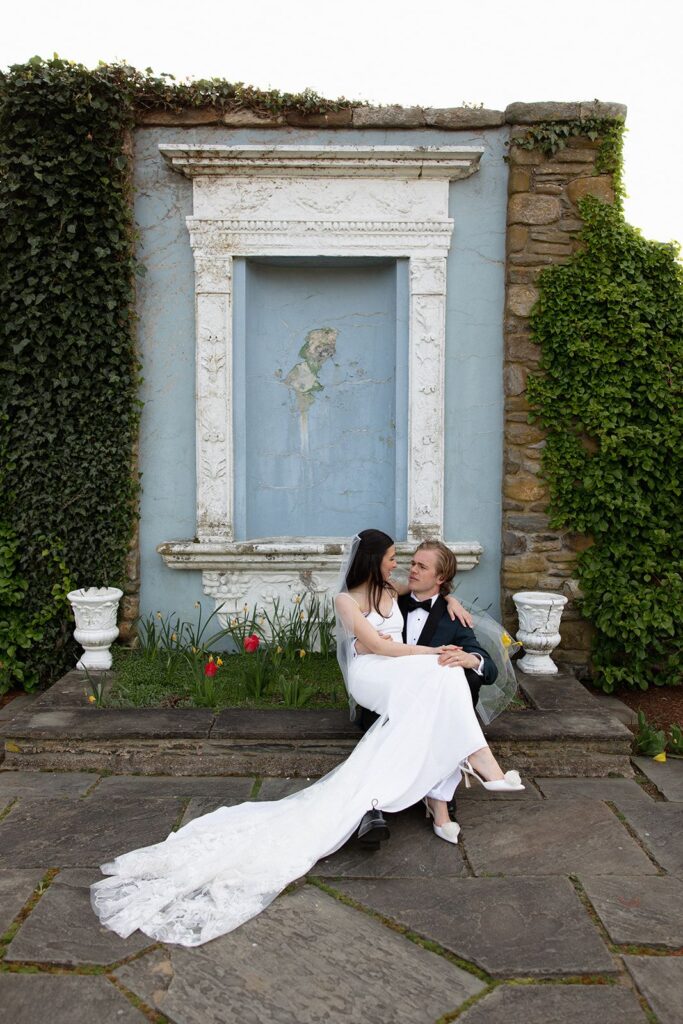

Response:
(438, 645), (480, 670)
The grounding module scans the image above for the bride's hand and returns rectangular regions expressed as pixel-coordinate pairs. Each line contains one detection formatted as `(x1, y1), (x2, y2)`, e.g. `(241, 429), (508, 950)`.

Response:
(446, 594), (473, 628)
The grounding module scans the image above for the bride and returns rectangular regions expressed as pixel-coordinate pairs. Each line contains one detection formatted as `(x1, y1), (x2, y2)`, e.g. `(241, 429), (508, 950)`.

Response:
(91, 529), (523, 947)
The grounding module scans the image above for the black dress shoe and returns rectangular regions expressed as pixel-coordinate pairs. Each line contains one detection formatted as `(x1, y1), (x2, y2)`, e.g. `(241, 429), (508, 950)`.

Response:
(447, 799), (457, 820)
(357, 809), (390, 848)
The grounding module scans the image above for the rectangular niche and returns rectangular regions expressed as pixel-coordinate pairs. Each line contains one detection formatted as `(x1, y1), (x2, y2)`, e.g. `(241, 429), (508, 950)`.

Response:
(232, 256), (409, 541)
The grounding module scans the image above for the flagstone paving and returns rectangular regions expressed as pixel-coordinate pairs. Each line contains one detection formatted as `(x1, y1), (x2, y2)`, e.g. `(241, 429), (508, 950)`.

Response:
(0, 766), (681, 1023)
(623, 955), (683, 1024)
(632, 756), (683, 802)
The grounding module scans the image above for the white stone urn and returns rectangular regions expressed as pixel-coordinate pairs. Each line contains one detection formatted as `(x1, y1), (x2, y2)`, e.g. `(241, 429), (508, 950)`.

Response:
(512, 591), (568, 674)
(67, 587), (123, 670)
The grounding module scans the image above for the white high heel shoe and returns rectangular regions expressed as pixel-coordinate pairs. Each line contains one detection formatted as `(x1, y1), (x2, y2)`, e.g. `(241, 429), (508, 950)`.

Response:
(423, 798), (461, 845)
(461, 759), (525, 792)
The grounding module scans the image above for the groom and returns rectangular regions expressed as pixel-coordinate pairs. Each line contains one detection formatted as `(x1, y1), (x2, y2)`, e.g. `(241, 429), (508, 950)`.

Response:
(356, 539), (498, 847)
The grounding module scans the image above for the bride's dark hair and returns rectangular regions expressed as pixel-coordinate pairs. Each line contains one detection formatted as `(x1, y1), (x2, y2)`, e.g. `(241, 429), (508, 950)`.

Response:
(345, 529), (396, 616)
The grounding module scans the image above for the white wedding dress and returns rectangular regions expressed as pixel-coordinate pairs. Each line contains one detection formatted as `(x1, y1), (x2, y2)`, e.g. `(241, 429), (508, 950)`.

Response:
(91, 601), (487, 947)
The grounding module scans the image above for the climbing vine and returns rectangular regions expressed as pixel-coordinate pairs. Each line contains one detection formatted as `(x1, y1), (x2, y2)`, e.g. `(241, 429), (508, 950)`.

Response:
(0, 57), (353, 692)
(527, 197), (683, 691)
(510, 117), (626, 202)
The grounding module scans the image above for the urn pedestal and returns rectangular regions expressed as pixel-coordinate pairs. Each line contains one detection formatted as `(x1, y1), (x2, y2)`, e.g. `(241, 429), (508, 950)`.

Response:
(512, 591), (568, 675)
(67, 587), (123, 670)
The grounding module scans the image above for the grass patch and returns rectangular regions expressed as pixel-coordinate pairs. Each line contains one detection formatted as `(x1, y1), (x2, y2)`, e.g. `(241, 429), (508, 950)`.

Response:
(107, 647), (347, 711)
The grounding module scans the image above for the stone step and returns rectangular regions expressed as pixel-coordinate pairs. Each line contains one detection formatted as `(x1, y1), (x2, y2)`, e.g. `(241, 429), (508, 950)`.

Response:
(2, 669), (634, 778)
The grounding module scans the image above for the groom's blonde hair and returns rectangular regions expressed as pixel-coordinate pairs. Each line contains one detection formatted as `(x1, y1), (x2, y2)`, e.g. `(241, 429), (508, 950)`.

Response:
(415, 541), (457, 597)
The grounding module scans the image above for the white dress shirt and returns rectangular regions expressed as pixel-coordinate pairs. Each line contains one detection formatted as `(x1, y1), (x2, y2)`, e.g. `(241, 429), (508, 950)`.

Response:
(407, 593), (484, 675)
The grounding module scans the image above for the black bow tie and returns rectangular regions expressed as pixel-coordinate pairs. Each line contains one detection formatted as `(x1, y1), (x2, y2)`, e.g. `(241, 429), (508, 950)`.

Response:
(405, 597), (433, 613)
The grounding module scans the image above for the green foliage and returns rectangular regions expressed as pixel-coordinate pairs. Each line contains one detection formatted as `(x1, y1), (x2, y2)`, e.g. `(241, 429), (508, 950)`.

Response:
(527, 197), (683, 691)
(0, 56), (353, 692)
(510, 117), (626, 200)
(108, 647), (344, 711)
(0, 58), (140, 688)
(634, 711), (667, 756)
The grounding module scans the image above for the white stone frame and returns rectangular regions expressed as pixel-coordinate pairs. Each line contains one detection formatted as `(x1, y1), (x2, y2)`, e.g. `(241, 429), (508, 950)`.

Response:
(157, 145), (485, 615)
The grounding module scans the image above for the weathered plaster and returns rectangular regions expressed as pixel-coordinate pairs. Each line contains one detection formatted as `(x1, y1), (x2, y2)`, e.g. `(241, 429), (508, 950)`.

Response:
(134, 125), (509, 621)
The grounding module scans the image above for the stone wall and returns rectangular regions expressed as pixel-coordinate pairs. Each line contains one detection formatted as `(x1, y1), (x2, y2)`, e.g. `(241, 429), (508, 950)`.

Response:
(501, 101), (625, 676)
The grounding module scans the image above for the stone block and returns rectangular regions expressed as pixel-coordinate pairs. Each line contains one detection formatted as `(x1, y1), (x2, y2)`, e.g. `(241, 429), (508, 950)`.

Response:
(94, 774), (254, 802)
(506, 284), (539, 317)
(5, 869), (153, 965)
(507, 421), (546, 445)
(633, 756), (683, 802)
(623, 956), (683, 1024)
(458, 796), (656, 876)
(120, 594), (139, 621)
(525, 534), (563, 552)
(0, 974), (148, 1023)
(137, 107), (224, 126)
(0, 795), (182, 868)
(115, 886), (485, 1023)
(508, 193), (562, 224)
(221, 110), (285, 126)
(567, 175), (615, 205)
(506, 223), (529, 251)
(504, 363), (528, 395)
(537, 161), (595, 176)
(502, 552), (549, 574)
(352, 104), (426, 128)
(335, 876), (614, 977)
(508, 266), (544, 284)
(315, 805), (468, 879)
(509, 251), (560, 266)
(517, 674), (601, 712)
(615, 803), (683, 874)
(508, 168), (531, 193)
(581, 875), (683, 947)
(505, 334), (541, 362)
(529, 240), (574, 256)
(458, 984), (646, 1024)
(423, 106), (505, 128)
(579, 100), (627, 121)
(504, 472), (547, 503)
(284, 109), (353, 127)
(0, 868), (44, 935)
(537, 777), (650, 804)
(508, 146), (545, 166)
(506, 512), (551, 532)
(534, 183), (564, 195)
(0, 770), (96, 797)
(506, 101), (582, 123)
(565, 532), (594, 552)
(503, 530), (527, 555)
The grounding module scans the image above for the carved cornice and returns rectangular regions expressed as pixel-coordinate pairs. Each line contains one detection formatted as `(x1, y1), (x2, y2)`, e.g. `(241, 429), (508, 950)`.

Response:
(157, 539), (483, 573)
(160, 144), (484, 181)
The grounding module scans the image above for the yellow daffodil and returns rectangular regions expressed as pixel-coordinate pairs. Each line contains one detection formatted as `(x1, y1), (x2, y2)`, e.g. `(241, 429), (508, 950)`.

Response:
(300, 612), (305, 621)
(293, 595), (301, 604)
(653, 752), (667, 763)
(171, 633), (177, 642)
(230, 618), (238, 627)
(299, 649), (306, 659)
(216, 657), (223, 667)
(88, 695), (96, 703)
(194, 601), (200, 608)
(208, 655), (214, 663)
(501, 632), (513, 647)
(243, 604), (249, 613)
(192, 646), (198, 654)
(156, 611), (162, 619)
(276, 646), (283, 655)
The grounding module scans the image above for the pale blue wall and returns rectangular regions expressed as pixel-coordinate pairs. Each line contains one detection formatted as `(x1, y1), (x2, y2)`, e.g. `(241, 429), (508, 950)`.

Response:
(134, 124), (508, 620)
(234, 257), (407, 539)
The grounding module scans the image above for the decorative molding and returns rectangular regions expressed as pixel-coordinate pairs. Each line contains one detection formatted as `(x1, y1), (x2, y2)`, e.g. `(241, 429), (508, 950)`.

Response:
(159, 141), (486, 611)
(158, 539), (483, 619)
(159, 144), (484, 181)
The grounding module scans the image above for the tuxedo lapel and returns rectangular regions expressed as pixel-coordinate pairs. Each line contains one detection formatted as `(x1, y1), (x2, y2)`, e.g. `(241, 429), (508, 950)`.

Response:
(417, 595), (447, 647)
(397, 593), (409, 643)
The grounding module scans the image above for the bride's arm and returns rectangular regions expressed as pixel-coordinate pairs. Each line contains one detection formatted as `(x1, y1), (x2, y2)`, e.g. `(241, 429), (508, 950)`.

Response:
(336, 595), (439, 659)
(390, 580), (473, 627)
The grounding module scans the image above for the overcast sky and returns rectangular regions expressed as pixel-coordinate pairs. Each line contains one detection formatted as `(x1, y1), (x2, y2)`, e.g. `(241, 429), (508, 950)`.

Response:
(2, 0), (681, 247)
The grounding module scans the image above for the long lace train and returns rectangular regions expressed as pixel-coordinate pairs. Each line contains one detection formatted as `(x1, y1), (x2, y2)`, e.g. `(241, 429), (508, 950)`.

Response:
(91, 657), (485, 946)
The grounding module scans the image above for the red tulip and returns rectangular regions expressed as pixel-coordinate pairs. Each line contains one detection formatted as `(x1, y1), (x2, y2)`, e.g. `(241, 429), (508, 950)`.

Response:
(243, 634), (260, 653)
(204, 660), (218, 677)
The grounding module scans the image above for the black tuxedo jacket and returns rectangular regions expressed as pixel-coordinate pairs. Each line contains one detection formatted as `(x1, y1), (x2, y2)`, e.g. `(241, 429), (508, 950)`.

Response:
(397, 593), (497, 707)
(354, 593), (498, 733)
